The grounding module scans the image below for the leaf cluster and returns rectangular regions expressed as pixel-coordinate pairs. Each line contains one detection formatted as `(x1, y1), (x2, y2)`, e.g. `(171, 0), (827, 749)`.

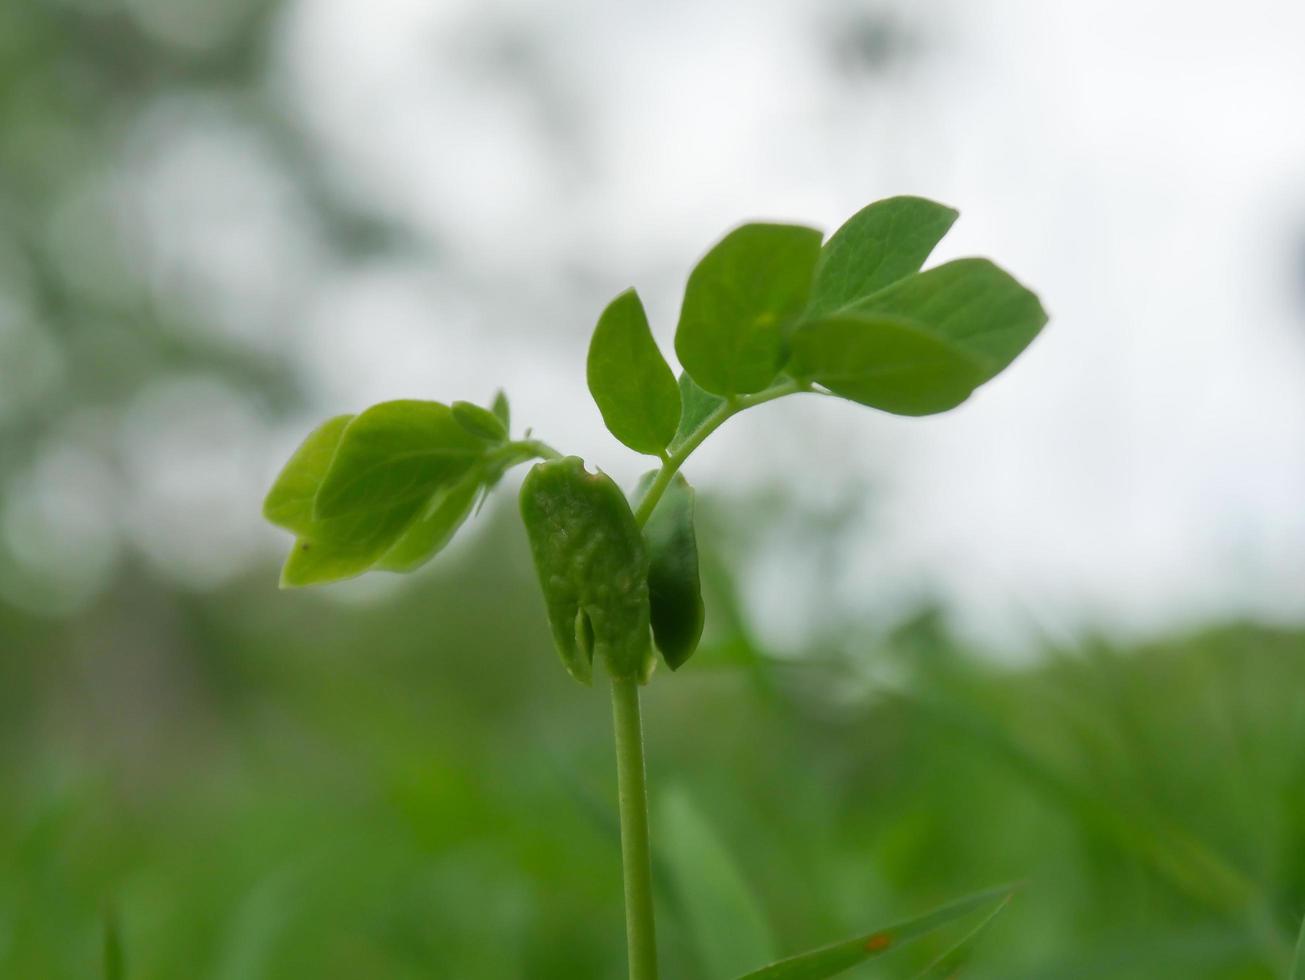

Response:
(263, 196), (1046, 684)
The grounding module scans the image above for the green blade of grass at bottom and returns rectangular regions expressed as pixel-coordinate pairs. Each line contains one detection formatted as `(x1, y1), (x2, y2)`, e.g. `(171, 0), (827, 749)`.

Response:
(733, 882), (1020, 980)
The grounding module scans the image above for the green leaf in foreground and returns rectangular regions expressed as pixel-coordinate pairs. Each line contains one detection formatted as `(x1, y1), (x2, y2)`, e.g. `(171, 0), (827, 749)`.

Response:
(733, 883), (1019, 980)
(315, 400), (485, 519)
(1291, 909), (1305, 980)
(848, 258), (1047, 383)
(790, 313), (989, 416)
(452, 400), (508, 442)
(262, 414), (354, 534)
(633, 471), (704, 669)
(675, 222), (823, 396)
(519, 457), (653, 684)
(376, 467), (483, 572)
(587, 288), (681, 455)
(264, 414), (434, 587)
(658, 786), (775, 978)
(807, 196), (958, 317)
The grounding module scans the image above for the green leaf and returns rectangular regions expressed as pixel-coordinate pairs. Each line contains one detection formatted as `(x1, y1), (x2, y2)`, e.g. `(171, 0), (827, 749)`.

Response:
(911, 893), (1012, 979)
(1291, 909), (1305, 980)
(491, 389), (510, 432)
(265, 413), (434, 587)
(847, 258), (1047, 383)
(807, 196), (958, 317)
(658, 786), (775, 978)
(675, 223), (823, 396)
(789, 313), (989, 416)
(733, 883), (1018, 980)
(633, 471), (704, 669)
(279, 500), (426, 587)
(587, 288), (681, 455)
(262, 414), (354, 534)
(375, 467), (483, 572)
(669, 372), (726, 453)
(315, 400), (485, 519)
(452, 400), (508, 442)
(519, 457), (653, 684)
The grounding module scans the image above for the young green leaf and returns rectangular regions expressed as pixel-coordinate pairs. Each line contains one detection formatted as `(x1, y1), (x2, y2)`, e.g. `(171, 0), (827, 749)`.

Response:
(848, 258), (1047, 383)
(314, 400), (485, 519)
(279, 500), (427, 587)
(375, 467), (483, 572)
(452, 400), (508, 442)
(262, 414), (354, 534)
(519, 457), (653, 684)
(807, 196), (958, 317)
(669, 372), (726, 453)
(633, 471), (704, 669)
(675, 223), (823, 396)
(587, 288), (681, 455)
(789, 313), (989, 416)
(733, 883), (1018, 980)
(265, 413), (434, 587)
(658, 786), (775, 978)
(490, 389), (511, 432)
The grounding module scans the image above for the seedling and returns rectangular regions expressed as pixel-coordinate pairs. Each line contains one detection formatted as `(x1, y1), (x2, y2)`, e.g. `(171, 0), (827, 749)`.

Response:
(263, 196), (1047, 979)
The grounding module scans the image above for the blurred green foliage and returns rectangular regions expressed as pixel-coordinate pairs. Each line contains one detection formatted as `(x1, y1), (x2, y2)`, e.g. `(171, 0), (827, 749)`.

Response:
(4, 500), (1305, 978)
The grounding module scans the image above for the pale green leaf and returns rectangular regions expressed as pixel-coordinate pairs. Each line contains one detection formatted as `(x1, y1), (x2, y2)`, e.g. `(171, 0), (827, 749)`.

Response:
(789, 313), (988, 416)
(262, 414), (353, 534)
(315, 400), (485, 519)
(807, 196), (958, 317)
(675, 223), (822, 396)
(279, 500), (425, 587)
(587, 288), (681, 455)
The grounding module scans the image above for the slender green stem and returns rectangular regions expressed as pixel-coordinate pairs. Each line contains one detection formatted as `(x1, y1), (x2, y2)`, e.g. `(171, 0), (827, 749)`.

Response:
(610, 377), (810, 979)
(632, 378), (808, 527)
(611, 675), (658, 980)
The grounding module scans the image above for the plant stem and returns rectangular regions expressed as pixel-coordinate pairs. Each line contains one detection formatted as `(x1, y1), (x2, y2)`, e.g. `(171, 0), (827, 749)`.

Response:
(632, 378), (809, 527)
(611, 377), (811, 978)
(611, 675), (658, 980)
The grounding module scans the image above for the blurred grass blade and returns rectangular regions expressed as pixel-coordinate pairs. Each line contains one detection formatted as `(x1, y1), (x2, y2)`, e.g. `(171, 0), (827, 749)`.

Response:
(1291, 910), (1305, 980)
(734, 883), (1018, 980)
(658, 786), (775, 978)
(911, 893), (1012, 979)
(103, 905), (125, 980)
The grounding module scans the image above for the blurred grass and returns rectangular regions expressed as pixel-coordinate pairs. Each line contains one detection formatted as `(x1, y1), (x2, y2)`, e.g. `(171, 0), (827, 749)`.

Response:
(3, 503), (1305, 979)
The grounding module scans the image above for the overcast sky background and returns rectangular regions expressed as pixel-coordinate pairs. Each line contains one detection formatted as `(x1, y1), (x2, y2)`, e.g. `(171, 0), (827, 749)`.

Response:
(9, 0), (1304, 652)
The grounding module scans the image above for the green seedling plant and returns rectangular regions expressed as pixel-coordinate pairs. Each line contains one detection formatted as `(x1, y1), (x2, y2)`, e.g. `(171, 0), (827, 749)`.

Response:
(263, 196), (1047, 979)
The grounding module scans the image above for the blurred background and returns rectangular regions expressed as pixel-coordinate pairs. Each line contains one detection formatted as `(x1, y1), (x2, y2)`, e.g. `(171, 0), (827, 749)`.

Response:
(3, 0), (1305, 976)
